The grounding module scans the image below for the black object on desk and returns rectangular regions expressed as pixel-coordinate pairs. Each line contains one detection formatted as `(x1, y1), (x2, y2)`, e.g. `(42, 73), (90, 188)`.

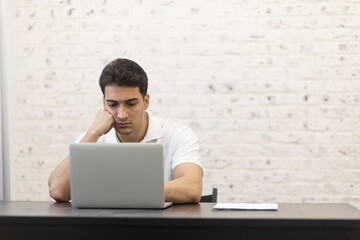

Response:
(200, 187), (218, 202)
(0, 201), (359, 240)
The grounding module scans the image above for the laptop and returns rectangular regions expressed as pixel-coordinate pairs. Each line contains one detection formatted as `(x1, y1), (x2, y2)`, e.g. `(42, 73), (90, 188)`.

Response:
(69, 143), (173, 209)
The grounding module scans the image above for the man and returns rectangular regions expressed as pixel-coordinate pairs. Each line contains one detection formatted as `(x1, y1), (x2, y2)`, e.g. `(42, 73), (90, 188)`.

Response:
(48, 58), (203, 204)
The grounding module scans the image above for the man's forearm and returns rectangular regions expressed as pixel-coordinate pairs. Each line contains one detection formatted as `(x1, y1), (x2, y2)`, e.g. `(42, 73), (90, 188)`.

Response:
(164, 177), (202, 204)
(48, 131), (102, 202)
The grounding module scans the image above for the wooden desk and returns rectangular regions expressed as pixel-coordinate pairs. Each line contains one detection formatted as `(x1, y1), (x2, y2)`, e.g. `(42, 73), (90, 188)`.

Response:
(0, 201), (359, 240)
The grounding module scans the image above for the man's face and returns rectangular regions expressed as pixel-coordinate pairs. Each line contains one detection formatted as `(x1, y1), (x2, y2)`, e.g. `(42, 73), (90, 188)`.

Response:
(103, 84), (149, 137)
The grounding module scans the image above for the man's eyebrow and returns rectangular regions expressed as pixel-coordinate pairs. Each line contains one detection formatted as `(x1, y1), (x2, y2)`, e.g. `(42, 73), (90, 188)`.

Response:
(125, 98), (139, 102)
(105, 98), (139, 103)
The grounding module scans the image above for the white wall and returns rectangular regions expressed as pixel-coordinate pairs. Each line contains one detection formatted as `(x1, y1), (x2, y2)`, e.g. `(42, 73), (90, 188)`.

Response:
(14, 0), (360, 207)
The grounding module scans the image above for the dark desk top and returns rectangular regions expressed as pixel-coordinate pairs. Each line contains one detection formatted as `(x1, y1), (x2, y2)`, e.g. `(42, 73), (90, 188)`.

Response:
(0, 201), (359, 228)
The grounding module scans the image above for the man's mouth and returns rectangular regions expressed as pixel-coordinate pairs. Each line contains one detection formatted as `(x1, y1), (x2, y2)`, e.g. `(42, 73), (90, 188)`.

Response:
(116, 122), (130, 127)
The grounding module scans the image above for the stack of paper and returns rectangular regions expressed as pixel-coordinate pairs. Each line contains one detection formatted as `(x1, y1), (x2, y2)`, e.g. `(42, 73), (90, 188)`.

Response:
(212, 203), (278, 211)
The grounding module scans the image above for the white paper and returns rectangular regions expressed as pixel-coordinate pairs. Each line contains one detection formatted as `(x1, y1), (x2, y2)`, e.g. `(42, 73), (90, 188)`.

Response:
(212, 202), (278, 211)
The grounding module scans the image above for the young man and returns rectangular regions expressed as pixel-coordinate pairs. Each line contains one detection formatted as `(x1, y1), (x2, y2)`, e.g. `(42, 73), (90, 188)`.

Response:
(48, 58), (203, 204)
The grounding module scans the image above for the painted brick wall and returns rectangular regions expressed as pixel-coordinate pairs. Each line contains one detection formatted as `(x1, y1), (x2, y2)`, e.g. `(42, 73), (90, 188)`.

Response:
(14, 0), (360, 207)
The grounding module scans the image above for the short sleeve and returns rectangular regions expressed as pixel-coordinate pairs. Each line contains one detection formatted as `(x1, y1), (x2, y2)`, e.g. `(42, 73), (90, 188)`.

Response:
(170, 126), (202, 170)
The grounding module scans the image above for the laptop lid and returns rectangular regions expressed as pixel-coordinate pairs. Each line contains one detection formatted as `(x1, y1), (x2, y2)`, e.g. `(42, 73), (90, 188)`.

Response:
(69, 143), (171, 209)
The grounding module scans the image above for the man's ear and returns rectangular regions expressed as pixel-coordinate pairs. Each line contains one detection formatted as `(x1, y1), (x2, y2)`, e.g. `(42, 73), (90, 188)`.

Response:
(102, 96), (105, 108)
(144, 94), (150, 110)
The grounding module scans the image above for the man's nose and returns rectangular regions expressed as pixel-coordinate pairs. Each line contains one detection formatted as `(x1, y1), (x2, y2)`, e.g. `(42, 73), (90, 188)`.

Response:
(116, 106), (128, 120)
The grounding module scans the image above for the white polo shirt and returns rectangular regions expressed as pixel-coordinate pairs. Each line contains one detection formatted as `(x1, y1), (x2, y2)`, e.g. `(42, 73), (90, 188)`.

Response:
(75, 111), (202, 182)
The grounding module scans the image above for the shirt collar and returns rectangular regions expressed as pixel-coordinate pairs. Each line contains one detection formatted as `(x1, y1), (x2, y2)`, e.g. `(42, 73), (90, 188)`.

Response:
(141, 111), (164, 143)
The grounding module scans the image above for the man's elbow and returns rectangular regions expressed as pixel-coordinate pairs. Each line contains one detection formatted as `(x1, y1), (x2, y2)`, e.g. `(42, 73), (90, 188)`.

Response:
(49, 187), (70, 202)
(191, 193), (201, 203)
(189, 185), (202, 203)
(48, 179), (70, 202)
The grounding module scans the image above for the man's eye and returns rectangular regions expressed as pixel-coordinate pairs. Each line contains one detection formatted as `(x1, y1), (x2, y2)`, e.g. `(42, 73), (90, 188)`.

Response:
(109, 104), (117, 108)
(127, 103), (136, 107)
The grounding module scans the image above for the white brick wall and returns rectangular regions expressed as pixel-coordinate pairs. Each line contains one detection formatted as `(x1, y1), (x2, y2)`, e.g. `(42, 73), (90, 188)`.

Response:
(14, 0), (360, 207)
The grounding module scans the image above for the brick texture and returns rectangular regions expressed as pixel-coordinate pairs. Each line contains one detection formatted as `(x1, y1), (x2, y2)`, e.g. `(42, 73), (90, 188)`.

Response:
(14, 0), (360, 207)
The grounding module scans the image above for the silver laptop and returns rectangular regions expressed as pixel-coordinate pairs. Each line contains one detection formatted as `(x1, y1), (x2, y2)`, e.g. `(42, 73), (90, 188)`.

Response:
(69, 143), (172, 209)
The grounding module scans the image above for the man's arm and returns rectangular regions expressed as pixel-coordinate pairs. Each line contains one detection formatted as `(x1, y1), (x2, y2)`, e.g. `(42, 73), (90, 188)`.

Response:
(48, 109), (114, 202)
(164, 162), (203, 204)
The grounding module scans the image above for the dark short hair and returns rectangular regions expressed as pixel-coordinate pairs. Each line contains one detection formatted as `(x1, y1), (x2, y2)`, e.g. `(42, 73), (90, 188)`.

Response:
(99, 58), (148, 97)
